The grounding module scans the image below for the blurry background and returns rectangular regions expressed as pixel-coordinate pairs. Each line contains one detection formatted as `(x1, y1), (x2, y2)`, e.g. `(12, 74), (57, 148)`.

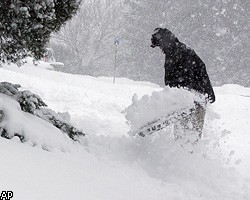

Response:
(50, 0), (249, 87)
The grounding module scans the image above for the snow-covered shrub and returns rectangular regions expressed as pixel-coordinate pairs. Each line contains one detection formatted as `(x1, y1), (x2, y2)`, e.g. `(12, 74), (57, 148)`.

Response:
(0, 93), (74, 151)
(0, 82), (85, 141)
(0, 0), (82, 63)
(35, 108), (84, 141)
(0, 81), (21, 96)
(0, 82), (47, 113)
(17, 90), (47, 113)
(0, 102), (25, 142)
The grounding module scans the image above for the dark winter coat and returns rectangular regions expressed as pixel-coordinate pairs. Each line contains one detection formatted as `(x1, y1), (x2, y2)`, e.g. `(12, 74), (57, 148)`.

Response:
(151, 28), (215, 103)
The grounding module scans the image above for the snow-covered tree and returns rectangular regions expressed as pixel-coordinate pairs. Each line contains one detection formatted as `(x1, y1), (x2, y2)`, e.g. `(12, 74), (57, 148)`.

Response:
(117, 0), (166, 85)
(0, 0), (82, 63)
(0, 1), (85, 142)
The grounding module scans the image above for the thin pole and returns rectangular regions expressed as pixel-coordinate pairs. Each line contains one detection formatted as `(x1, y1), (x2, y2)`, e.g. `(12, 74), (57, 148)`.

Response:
(113, 44), (118, 84)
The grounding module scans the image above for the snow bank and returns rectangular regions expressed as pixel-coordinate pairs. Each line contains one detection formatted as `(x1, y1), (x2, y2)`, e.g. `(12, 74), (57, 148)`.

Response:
(215, 84), (250, 96)
(1, 64), (158, 137)
(0, 94), (73, 152)
(98, 76), (160, 88)
(87, 123), (249, 200)
(125, 86), (205, 132)
(0, 62), (249, 200)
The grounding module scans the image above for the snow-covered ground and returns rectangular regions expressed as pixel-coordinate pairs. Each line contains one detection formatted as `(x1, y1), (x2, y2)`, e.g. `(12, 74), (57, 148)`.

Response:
(0, 62), (249, 200)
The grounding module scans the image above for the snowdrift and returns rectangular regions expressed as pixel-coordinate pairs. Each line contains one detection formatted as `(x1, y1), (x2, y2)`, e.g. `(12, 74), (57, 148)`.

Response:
(0, 62), (249, 200)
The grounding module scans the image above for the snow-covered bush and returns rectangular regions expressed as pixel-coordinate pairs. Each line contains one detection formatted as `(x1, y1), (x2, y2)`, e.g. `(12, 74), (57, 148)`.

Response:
(0, 82), (47, 112)
(0, 93), (74, 151)
(0, 82), (85, 141)
(0, 0), (82, 63)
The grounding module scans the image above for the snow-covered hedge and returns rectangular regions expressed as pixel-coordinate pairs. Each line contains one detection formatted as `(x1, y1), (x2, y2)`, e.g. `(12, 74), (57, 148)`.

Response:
(0, 82), (85, 143)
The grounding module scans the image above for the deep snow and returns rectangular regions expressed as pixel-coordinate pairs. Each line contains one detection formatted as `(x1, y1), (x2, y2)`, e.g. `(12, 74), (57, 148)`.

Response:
(125, 86), (205, 134)
(0, 62), (249, 200)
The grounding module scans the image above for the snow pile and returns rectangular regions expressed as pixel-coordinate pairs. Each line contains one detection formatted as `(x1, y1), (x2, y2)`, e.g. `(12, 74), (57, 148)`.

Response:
(1, 63), (158, 137)
(0, 93), (73, 152)
(0, 63), (249, 200)
(215, 84), (250, 96)
(125, 86), (205, 132)
(87, 124), (248, 200)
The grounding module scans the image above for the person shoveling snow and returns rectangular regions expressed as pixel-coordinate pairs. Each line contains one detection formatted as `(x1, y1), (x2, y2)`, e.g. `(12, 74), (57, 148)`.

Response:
(127, 28), (216, 145)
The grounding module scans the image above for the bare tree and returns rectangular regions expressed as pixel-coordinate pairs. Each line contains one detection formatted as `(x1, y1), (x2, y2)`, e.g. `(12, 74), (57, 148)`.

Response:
(120, 0), (249, 86)
(51, 0), (124, 76)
